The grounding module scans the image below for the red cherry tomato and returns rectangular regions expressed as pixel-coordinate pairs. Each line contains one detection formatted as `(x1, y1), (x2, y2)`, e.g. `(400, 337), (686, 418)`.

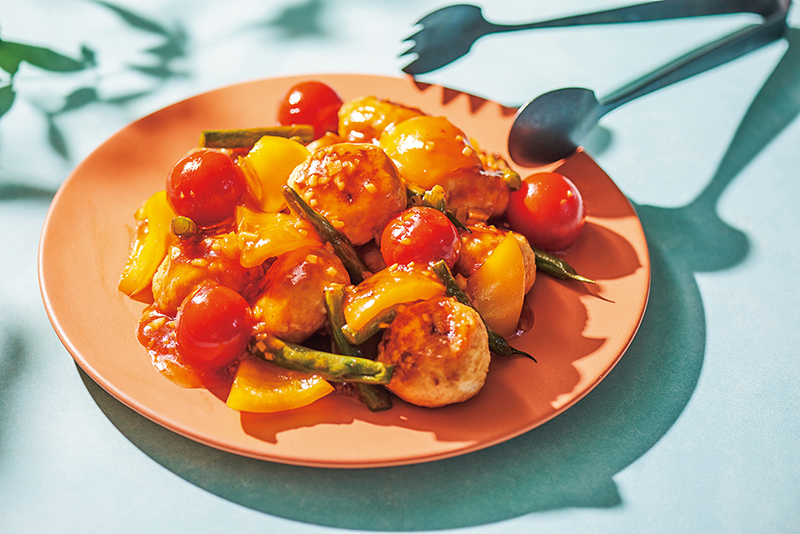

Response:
(507, 172), (586, 251)
(166, 149), (246, 227)
(380, 207), (461, 268)
(276, 81), (343, 140)
(176, 284), (253, 369)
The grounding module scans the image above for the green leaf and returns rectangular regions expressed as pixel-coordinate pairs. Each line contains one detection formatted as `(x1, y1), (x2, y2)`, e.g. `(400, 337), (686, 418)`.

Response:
(0, 41), (89, 75)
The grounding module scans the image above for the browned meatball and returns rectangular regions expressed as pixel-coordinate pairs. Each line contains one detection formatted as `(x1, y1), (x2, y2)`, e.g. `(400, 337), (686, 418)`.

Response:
(455, 223), (537, 294)
(377, 297), (490, 407)
(338, 95), (425, 144)
(288, 143), (407, 246)
(152, 231), (264, 316)
(251, 246), (349, 343)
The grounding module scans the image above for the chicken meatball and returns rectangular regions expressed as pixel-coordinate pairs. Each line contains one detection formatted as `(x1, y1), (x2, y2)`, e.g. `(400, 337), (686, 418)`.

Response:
(288, 143), (407, 246)
(251, 246), (349, 343)
(377, 297), (490, 407)
(379, 115), (509, 218)
(151, 231), (264, 316)
(338, 95), (425, 144)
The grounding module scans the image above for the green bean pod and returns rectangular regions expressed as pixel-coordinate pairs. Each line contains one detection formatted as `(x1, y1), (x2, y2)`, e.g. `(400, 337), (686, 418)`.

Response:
(324, 285), (393, 412)
(200, 125), (314, 148)
(431, 260), (535, 361)
(251, 335), (394, 384)
(170, 216), (198, 240)
(281, 186), (369, 284)
(532, 247), (596, 284)
(340, 305), (399, 346)
(405, 184), (470, 233)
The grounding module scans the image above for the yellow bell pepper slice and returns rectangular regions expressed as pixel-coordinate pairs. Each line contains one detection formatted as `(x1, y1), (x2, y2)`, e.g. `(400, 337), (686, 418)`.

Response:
(466, 233), (525, 337)
(343, 263), (446, 332)
(238, 135), (310, 213)
(226, 356), (334, 413)
(118, 190), (175, 297)
(236, 206), (322, 268)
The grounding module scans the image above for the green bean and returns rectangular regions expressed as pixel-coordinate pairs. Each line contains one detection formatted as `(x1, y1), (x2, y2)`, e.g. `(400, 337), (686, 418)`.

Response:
(430, 260), (535, 361)
(170, 216), (198, 240)
(323, 285), (365, 358)
(532, 247), (596, 284)
(281, 186), (369, 284)
(250, 335), (394, 384)
(502, 169), (522, 191)
(354, 383), (393, 412)
(324, 285), (393, 412)
(199, 125), (314, 148)
(406, 184), (470, 233)
(340, 305), (399, 346)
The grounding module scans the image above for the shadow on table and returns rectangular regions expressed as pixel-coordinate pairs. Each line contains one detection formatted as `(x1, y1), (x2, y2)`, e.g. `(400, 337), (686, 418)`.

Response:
(80, 27), (800, 532)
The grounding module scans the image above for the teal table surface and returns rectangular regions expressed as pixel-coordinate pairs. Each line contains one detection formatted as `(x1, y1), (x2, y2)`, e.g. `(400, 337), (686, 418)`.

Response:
(2, 1), (799, 532)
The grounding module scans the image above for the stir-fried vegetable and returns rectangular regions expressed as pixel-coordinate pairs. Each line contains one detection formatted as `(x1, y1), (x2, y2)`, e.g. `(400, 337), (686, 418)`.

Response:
(119, 80), (602, 415)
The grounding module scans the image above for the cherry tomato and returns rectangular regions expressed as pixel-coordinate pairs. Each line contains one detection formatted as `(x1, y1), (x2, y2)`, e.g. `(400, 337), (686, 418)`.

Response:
(176, 283), (253, 369)
(507, 172), (586, 251)
(380, 207), (461, 268)
(276, 81), (343, 140)
(166, 149), (246, 227)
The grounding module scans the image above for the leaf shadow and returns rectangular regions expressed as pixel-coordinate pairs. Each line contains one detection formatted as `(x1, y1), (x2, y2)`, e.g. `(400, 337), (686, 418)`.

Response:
(246, 0), (330, 40)
(92, 1), (188, 79)
(0, 328), (28, 467)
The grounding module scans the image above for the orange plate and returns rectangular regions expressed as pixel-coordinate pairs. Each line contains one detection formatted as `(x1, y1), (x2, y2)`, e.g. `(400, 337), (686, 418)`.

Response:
(38, 74), (650, 468)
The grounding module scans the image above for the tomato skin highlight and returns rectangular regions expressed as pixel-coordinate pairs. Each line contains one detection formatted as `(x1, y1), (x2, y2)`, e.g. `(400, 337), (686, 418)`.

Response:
(507, 172), (586, 252)
(380, 207), (461, 269)
(176, 284), (253, 369)
(166, 149), (247, 227)
(277, 81), (344, 140)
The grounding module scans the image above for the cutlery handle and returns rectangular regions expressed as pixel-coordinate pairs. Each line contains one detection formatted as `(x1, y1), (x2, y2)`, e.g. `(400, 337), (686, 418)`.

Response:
(598, 12), (788, 112)
(491, 0), (786, 33)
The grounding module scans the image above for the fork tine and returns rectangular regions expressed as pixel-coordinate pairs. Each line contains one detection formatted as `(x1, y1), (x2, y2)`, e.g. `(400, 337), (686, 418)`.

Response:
(399, 41), (419, 58)
(401, 28), (424, 44)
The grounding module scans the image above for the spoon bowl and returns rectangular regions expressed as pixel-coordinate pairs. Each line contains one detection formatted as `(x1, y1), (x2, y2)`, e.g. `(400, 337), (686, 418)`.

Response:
(508, 88), (602, 168)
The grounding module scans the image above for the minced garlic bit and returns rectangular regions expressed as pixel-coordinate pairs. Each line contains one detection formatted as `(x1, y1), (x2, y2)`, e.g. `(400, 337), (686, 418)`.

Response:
(330, 219), (345, 229)
(307, 254), (318, 263)
(364, 182), (377, 194)
(462, 146), (474, 157)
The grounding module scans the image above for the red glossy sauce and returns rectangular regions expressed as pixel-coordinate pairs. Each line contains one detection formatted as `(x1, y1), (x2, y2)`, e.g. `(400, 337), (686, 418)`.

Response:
(137, 305), (234, 389)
